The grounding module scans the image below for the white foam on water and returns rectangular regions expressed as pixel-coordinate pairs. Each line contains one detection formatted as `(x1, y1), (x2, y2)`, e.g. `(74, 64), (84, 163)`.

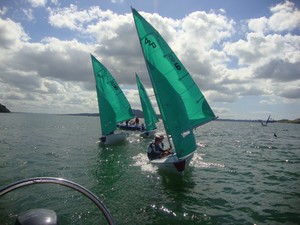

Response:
(131, 153), (157, 173)
(190, 152), (225, 168)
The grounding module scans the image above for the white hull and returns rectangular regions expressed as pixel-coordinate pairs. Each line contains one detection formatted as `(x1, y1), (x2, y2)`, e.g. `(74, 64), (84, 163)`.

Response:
(150, 152), (194, 172)
(99, 132), (127, 145)
(139, 130), (156, 139)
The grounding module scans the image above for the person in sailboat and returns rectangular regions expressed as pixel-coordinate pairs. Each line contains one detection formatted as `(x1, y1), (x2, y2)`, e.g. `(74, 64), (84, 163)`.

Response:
(147, 134), (172, 160)
(134, 116), (140, 125)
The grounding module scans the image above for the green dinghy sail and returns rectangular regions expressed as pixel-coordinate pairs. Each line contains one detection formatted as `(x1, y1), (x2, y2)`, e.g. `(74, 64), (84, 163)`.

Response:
(136, 73), (159, 131)
(91, 54), (134, 136)
(132, 8), (216, 158)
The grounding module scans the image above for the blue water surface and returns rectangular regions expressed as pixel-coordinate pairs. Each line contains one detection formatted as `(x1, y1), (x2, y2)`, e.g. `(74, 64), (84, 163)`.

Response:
(0, 113), (299, 225)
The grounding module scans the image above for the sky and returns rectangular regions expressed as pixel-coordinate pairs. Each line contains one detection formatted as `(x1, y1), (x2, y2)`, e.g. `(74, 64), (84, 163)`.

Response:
(0, 0), (299, 120)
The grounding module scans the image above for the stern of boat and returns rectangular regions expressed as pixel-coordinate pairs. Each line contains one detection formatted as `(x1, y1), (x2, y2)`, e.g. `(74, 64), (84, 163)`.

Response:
(100, 132), (127, 145)
(140, 130), (156, 139)
(151, 153), (194, 173)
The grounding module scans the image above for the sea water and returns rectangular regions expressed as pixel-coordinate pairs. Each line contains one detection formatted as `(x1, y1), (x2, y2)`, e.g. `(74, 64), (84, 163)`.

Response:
(0, 113), (299, 225)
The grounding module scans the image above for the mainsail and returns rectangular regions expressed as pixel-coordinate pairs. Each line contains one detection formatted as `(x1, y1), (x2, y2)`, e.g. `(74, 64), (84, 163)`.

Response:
(91, 54), (134, 135)
(132, 8), (216, 158)
(136, 73), (159, 131)
(266, 115), (271, 125)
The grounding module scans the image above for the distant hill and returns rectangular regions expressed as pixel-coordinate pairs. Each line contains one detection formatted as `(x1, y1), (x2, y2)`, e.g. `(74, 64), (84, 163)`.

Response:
(0, 104), (10, 113)
(62, 111), (298, 124)
(277, 118), (300, 124)
(65, 109), (161, 119)
(133, 109), (162, 119)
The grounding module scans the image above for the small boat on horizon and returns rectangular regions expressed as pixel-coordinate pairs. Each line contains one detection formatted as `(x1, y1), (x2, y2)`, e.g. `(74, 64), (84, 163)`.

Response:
(261, 114), (271, 126)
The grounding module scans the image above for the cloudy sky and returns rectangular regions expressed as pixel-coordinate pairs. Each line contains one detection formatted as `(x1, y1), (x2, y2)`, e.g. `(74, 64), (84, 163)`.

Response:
(0, 0), (299, 120)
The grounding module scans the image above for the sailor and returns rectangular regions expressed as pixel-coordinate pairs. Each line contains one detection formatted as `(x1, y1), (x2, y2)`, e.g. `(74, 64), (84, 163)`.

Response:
(157, 133), (164, 149)
(135, 116), (140, 125)
(147, 134), (171, 160)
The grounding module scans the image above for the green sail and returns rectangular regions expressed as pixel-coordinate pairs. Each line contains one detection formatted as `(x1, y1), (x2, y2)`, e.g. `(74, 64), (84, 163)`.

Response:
(132, 8), (216, 158)
(136, 73), (159, 131)
(91, 54), (135, 135)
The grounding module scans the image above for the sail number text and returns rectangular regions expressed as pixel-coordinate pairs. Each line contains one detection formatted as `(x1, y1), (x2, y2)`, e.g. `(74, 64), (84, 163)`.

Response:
(168, 54), (181, 71)
(145, 37), (156, 48)
(110, 81), (119, 91)
(145, 37), (181, 71)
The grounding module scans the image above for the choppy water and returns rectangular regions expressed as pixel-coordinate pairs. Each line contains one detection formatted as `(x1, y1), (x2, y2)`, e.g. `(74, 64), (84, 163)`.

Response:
(0, 113), (299, 225)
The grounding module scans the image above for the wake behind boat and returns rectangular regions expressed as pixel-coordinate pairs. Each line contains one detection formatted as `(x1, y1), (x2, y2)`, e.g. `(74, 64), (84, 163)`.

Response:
(90, 54), (135, 145)
(132, 8), (217, 172)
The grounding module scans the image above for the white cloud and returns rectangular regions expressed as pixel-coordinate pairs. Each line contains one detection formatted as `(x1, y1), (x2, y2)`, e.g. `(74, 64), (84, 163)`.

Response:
(48, 5), (114, 32)
(0, 16), (97, 113)
(0, 7), (8, 16)
(278, 84), (300, 99)
(0, 1), (299, 118)
(0, 17), (30, 52)
(224, 32), (300, 66)
(50, 0), (58, 5)
(22, 8), (34, 21)
(181, 11), (234, 47)
(27, 0), (47, 8)
(248, 1), (300, 33)
(248, 17), (268, 33)
(254, 59), (300, 82)
(111, 0), (125, 3)
(269, 0), (300, 32)
(219, 8), (226, 14)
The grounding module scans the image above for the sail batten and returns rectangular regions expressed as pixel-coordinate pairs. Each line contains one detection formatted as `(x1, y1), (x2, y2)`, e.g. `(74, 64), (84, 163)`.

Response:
(91, 54), (135, 136)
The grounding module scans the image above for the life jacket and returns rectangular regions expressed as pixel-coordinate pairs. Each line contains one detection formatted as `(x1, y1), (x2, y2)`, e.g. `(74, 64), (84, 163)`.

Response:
(147, 142), (155, 154)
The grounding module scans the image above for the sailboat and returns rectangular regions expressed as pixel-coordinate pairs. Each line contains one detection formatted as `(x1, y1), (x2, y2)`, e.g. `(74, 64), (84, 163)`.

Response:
(132, 8), (217, 172)
(136, 73), (159, 138)
(261, 114), (271, 126)
(90, 54), (135, 145)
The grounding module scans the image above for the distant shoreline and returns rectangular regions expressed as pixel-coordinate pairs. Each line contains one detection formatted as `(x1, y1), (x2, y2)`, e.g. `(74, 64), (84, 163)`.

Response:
(0, 103), (10, 113)
(62, 113), (300, 124)
(3, 111), (299, 124)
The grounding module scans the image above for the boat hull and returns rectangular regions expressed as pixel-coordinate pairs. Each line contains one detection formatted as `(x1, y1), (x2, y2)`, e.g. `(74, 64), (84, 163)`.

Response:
(140, 130), (156, 139)
(100, 133), (127, 145)
(150, 153), (194, 172)
(117, 124), (142, 131)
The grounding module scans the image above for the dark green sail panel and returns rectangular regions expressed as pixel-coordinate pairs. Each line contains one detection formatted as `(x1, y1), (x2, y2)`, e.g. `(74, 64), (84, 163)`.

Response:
(91, 54), (134, 135)
(95, 85), (116, 135)
(132, 8), (216, 158)
(136, 74), (158, 131)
